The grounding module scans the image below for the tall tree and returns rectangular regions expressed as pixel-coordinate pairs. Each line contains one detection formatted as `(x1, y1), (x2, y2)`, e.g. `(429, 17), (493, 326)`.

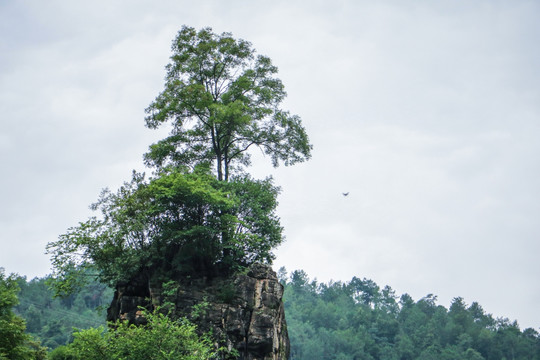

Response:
(48, 26), (306, 297)
(145, 26), (312, 181)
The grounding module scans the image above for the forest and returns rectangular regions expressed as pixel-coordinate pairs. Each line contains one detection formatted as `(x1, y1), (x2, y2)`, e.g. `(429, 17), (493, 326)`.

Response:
(2, 268), (539, 359)
(279, 269), (540, 360)
(12, 275), (112, 350)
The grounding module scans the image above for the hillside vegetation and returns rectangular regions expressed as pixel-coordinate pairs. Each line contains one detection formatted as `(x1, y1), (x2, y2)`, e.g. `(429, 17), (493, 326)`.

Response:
(7, 269), (540, 359)
(280, 269), (540, 360)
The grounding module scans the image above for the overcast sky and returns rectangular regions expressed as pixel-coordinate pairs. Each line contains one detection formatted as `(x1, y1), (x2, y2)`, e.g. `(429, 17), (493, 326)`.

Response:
(1, 1), (539, 329)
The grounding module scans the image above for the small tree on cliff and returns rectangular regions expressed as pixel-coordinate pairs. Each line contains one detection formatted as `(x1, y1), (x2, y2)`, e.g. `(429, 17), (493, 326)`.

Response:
(145, 26), (312, 180)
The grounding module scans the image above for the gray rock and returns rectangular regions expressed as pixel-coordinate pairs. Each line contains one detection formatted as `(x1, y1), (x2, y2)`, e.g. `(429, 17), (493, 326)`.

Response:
(107, 263), (289, 359)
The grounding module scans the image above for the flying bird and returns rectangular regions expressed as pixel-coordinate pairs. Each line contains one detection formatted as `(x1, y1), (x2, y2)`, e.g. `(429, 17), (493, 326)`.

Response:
(342, 192), (349, 197)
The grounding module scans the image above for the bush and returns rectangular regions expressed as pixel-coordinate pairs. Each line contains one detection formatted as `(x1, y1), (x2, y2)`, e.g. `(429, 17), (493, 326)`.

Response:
(51, 309), (216, 360)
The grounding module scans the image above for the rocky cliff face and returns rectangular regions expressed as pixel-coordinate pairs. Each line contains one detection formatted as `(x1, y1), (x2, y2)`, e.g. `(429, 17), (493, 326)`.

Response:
(107, 263), (289, 359)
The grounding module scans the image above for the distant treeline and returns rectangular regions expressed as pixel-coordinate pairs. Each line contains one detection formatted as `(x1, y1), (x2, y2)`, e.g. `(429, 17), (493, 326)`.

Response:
(10, 270), (540, 359)
(13, 275), (112, 349)
(279, 268), (540, 360)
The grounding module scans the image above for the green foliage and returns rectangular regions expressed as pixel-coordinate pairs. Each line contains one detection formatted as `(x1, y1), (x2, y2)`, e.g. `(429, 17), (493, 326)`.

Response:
(217, 283), (236, 304)
(0, 270), (28, 359)
(282, 269), (540, 360)
(144, 25), (312, 181)
(15, 274), (112, 349)
(161, 280), (180, 307)
(49, 308), (216, 360)
(47, 168), (283, 294)
(190, 298), (210, 321)
(221, 174), (282, 266)
(0, 269), (47, 359)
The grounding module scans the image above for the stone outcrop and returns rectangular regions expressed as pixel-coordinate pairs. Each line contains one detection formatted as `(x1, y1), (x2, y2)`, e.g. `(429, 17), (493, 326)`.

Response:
(107, 263), (289, 359)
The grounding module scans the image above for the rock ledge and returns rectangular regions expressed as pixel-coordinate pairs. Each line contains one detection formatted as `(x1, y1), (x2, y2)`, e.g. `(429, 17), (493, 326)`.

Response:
(107, 263), (289, 360)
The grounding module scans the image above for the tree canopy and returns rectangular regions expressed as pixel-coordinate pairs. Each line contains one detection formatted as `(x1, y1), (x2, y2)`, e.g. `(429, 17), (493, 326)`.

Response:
(144, 26), (312, 181)
(47, 168), (282, 293)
